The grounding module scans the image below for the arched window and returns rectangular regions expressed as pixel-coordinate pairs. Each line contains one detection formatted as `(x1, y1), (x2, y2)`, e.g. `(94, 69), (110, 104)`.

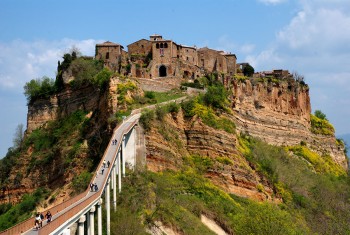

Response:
(160, 43), (164, 48)
(156, 43), (159, 49)
(164, 43), (168, 48)
(106, 52), (110, 59)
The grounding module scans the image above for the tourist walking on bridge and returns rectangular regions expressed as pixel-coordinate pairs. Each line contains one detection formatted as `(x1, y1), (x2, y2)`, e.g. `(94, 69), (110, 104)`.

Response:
(34, 213), (41, 230)
(46, 211), (52, 223)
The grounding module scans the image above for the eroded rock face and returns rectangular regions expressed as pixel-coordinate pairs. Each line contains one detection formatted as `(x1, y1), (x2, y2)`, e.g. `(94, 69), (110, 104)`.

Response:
(230, 80), (348, 169)
(145, 112), (279, 202)
(1, 77), (141, 204)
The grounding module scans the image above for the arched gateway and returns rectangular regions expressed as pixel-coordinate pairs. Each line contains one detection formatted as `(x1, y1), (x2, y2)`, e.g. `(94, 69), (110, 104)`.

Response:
(159, 65), (167, 77)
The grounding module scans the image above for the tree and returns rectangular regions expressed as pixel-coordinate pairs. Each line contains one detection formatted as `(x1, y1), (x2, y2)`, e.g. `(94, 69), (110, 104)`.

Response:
(314, 110), (327, 120)
(13, 124), (24, 149)
(23, 76), (55, 103)
(203, 85), (229, 109)
(243, 64), (255, 77)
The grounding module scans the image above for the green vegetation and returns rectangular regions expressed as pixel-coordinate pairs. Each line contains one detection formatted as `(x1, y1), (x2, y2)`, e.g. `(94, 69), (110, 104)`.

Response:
(310, 111), (334, 136)
(16, 111), (90, 183)
(139, 109), (155, 132)
(0, 188), (49, 231)
(286, 145), (345, 176)
(113, 169), (308, 235)
(72, 171), (93, 194)
(239, 136), (350, 234)
(233, 74), (248, 82)
(242, 64), (255, 77)
(23, 76), (56, 104)
(25, 51), (110, 104)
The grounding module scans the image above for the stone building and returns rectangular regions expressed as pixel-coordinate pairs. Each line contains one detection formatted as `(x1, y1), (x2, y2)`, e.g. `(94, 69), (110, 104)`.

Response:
(95, 41), (127, 72)
(95, 34), (237, 79)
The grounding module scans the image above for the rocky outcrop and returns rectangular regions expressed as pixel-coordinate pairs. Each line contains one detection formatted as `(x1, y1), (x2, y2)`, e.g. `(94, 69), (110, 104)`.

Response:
(1, 76), (141, 204)
(230, 79), (348, 169)
(145, 112), (279, 202)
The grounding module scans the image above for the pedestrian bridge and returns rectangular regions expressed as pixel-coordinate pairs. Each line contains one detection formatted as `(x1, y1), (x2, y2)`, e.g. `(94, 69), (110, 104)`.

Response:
(0, 112), (142, 235)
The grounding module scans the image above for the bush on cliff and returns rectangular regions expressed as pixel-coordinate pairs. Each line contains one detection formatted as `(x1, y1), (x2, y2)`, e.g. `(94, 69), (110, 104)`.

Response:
(310, 114), (334, 136)
(23, 76), (56, 104)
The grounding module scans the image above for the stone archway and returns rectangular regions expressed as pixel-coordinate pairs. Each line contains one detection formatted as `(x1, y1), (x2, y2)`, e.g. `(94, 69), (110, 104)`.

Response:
(159, 65), (167, 77)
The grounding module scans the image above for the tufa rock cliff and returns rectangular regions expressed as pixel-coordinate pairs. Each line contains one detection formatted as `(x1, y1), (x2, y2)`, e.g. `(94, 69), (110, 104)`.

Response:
(1, 76), (142, 204)
(230, 78), (348, 169)
(146, 111), (279, 202)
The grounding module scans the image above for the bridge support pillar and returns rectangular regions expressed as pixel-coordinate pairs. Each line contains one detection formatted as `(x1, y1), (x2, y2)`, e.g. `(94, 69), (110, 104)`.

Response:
(131, 127), (136, 170)
(97, 199), (103, 235)
(105, 177), (111, 235)
(89, 205), (96, 235)
(78, 215), (86, 235)
(122, 136), (126, 177)
(113, 163), (117, 212)
(118, 150), (122, 193)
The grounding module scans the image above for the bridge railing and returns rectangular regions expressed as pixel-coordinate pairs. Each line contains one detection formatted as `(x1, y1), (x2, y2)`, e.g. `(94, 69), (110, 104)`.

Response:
(38, 119), (138, 234)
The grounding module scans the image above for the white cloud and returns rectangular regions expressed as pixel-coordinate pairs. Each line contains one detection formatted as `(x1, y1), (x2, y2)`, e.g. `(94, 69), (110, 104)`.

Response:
(247, 1), (350, 134)
(0, 38), (103, 157)
(0, 38), (102, 91)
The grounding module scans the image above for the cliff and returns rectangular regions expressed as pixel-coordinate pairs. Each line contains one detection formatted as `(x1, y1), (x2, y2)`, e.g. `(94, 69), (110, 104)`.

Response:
(230, 78), (348, 169)
(1, 76), (142, 204)
(146, 111), (279, 202)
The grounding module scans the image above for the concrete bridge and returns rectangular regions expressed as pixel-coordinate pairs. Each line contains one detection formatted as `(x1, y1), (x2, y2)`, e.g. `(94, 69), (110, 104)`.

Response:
(0, 112), (142, 235)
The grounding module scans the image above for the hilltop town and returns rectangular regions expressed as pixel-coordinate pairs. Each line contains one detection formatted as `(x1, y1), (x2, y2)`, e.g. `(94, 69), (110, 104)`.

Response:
(95, 34), (290, 82)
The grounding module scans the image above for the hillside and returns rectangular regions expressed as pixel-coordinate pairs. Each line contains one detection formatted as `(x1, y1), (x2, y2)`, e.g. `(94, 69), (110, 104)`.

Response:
(0, 52), (349, 234)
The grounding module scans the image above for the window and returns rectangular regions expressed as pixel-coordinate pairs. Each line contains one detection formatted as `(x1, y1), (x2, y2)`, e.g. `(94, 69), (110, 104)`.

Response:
(156, 43), (159, 49)
(106, 52), (110, 59)
(160, 43), (164, 48)
(164, 43), (168, 48)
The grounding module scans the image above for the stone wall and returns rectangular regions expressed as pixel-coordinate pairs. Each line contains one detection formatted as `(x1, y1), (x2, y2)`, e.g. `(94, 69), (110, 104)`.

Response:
(128, 39), (152, 56)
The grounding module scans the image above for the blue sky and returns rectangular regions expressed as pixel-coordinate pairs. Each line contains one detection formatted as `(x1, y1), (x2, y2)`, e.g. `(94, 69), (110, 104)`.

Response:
(1, 0), (350, 157)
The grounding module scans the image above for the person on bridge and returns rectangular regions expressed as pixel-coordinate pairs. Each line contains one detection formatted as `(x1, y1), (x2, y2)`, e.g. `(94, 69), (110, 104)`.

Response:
(103, 160), (106, 168)
(46, 211), (52, 223)
(34, 213), (42, 230)
(39, 212), (44, 228)
(107, 160), (110, 168)
(101, 167), (105, 175)
(94, 183), (98, 191)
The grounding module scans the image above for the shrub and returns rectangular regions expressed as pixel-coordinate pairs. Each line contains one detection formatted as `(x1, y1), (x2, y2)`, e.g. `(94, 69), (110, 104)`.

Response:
(242, 64), (255, 77)
(93, 67), (112, 90)
(286, 146), (345, 176)
(310, 114), (334, 136)
(314, 110), (327, 120)
(155, 105), (167, 121)
(23, 76), (56, 104)
(144, 91), (156, 99)
(203, 85), (229, 110)
(69, 57), (103, 86)
(72, 171), (92, 194)
(166, 102), (180, 113)
(181, 98), (197, 117)
(139, 109), (155, 131)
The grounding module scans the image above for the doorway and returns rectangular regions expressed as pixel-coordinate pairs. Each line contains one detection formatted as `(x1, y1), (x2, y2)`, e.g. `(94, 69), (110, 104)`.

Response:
(159, 65), (167, 77)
